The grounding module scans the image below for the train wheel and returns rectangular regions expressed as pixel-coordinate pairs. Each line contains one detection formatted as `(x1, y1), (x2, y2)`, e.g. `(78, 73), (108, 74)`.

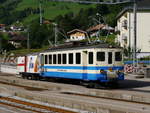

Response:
(93, 83), (100, 89)
(87, 82), (95, 88)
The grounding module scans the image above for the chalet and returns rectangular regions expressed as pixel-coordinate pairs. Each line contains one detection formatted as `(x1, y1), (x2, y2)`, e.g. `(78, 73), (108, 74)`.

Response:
(0, 24), (6, 31)
(9, 35), (27, 48)
(67, 29), (88, 41)
(87, 24), (114, 38)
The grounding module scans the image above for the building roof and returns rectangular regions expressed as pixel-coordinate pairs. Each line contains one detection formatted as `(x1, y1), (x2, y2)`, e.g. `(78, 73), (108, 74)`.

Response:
(137, 0), (150, 7)
(87, 24), (105, 32)
(67, 29), (87, 35)
(41, 42), (122, 53)
(9, 35), (27, 41)
(117, 0), (150, 19)
(0, 24), (5, 27)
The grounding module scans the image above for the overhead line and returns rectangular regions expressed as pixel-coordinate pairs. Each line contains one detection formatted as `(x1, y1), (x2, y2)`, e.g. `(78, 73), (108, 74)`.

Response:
(50, 0), (131, 4)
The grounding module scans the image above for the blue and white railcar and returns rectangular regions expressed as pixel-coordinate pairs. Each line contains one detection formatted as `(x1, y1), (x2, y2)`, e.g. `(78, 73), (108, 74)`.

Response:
(39, 44), (124, 84)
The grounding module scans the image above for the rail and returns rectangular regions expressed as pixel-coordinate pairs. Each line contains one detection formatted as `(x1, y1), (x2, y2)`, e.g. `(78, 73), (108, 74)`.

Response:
(0, 96), (77, 113)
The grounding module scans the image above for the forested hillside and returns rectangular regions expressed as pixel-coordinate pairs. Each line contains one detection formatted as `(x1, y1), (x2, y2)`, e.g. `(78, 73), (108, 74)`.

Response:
(0, 0), (95, 24)
(0, 0), (129, 51)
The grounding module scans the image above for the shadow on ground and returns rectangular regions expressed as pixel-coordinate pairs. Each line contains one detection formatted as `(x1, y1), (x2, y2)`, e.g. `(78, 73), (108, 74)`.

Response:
(118, 79), (150, 93)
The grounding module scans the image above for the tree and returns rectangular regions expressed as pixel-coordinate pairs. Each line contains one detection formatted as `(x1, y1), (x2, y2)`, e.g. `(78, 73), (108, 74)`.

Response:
(29, 20), (54, 48)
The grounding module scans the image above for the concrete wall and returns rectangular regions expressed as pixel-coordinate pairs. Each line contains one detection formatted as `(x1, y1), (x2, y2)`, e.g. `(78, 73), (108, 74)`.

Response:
(0, 64), (17, 74)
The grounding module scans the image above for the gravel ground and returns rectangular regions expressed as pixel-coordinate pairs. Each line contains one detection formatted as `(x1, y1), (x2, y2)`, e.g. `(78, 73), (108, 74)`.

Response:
(1, 73), (150, 113)
(0, 104), (36, 113)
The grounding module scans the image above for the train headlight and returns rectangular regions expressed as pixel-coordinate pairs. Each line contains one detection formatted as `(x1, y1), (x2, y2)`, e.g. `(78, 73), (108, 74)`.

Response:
(117, 69), (124, 74)
(100, 69), (106, 74)
(108, 67), (113, 72)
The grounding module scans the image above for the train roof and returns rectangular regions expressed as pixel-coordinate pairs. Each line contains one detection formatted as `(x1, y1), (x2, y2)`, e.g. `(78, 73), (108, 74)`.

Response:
(41, 42), (122, 53)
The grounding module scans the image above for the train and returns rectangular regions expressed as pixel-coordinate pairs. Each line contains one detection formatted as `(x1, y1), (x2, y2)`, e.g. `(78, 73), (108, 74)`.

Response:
(17, 43), (124, 87)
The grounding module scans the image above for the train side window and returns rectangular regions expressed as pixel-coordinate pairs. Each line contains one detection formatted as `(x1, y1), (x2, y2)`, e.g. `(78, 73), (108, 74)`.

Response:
(115, 52), (122, 61)
(58, 54), (61, 64)
(62, 54), (66, 64)
(53, 54), (56, 64)
(76, 53), (81, 64)
(97, 52), (105, 61)
(89, 52), (93, 64)
(49, 55), (52, 64)
(69, 53), (73, 64)
(44, 55), (48, 64)
(108, 52), (112, 64)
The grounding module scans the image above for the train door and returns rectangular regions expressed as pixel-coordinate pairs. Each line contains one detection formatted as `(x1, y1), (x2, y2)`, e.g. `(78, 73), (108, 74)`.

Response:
(82, 51), (88, 80)
(40, 54), (44, 73)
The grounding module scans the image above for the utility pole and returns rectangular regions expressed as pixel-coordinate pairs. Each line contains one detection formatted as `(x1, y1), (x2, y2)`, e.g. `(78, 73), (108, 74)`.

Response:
(0, 37), (1, 53)
(96, 13), (101, 41)
(54, 23), (58, 46)
(133, 0), (137, 69)
(39, 0), (42, 25)
(27, 31), (30, 52)
(0, 37), (1, 72)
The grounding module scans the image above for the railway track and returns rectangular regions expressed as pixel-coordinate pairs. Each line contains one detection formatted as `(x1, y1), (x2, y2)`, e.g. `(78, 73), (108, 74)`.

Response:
(0, 81), (47, 91)
(62, 92), (150, 106)
(0, 96), (77, 113)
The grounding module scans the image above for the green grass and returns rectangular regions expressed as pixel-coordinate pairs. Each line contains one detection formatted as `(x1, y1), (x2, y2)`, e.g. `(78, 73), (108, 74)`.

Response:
(82, 34), (116, 44)
(9, 45), (50, 56)
(16, 0), (95, 24)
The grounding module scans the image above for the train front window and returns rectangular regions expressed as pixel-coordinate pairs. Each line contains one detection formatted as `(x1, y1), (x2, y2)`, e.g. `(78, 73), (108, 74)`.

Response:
(69, 53), (73, 64)
(115, 52), (122, 61)
(76, 53), (81, 64)
(89, 52), (93, 64)
(97, 52), (105, 61)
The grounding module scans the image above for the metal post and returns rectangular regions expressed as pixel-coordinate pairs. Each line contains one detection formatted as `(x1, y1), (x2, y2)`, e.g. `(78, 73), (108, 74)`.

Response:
(39, 0), (42, 25)
(133, 0), (137, 71)
(0, 37), (1, 72)
(27, 31), (30, 52)
(54, 24), (58, 46)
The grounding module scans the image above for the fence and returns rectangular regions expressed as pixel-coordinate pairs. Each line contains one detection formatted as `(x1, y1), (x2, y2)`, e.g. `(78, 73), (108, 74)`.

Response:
(124, 61), (150, 74)
(0, 64), (17, 74)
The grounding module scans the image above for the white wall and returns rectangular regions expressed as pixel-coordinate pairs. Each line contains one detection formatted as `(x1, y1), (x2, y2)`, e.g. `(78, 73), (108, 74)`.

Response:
(117, 11), (150, 53)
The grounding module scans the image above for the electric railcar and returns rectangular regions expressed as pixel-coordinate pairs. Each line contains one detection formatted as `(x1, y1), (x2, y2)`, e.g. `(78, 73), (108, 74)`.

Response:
(17, 43), (124, 87)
